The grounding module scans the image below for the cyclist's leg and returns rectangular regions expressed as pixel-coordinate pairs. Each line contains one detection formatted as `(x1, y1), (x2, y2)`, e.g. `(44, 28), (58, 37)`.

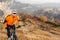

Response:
(12, 25), (18, 40)
(12, 25), (16, 35)
(6, 26), (11, 40)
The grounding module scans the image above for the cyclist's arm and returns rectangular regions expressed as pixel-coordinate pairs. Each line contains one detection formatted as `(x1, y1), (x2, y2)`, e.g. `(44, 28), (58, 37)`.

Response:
(3, 17), (8, 29)
(3, 20), (7, 29)
(17, 16), (21, 26)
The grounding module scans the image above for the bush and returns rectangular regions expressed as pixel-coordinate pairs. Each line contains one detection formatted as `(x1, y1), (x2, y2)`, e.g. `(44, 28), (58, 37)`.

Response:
(41, 16), (48, 22)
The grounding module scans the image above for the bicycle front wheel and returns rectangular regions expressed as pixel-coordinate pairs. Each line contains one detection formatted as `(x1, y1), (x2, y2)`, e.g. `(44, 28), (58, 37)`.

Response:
(13, 35), (18, 40)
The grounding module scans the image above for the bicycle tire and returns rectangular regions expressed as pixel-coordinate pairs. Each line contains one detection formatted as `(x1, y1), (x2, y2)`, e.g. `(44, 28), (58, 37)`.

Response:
(13, 35), (18, 40)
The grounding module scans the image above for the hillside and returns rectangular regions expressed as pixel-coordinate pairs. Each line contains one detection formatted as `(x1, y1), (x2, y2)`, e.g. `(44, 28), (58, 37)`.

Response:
(0, 14), (60, 40)
(1, 0), (60, 20)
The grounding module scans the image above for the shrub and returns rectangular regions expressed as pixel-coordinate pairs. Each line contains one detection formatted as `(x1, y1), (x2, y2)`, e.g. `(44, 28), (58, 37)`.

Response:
(41, 16), (48, 22)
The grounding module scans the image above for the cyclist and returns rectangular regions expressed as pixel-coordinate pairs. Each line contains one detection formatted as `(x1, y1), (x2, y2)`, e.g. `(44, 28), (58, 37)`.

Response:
(3, 9), (21, 40)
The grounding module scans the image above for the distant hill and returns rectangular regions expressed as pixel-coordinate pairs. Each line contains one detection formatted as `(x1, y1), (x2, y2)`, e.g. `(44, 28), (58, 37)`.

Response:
(43, 3), (60, 7)
(11, 1), (39, 13)
(34, 3), (60, 8)
(1, 0), (60, 20)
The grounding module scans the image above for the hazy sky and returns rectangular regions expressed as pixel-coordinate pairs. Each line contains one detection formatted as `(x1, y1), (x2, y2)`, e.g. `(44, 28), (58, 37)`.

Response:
(16, 0), (60, 4)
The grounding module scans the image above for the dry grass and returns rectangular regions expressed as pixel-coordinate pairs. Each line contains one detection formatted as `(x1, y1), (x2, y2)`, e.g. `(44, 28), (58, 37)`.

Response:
(0, 27), (60, 40)
(0, 14), (60, 40)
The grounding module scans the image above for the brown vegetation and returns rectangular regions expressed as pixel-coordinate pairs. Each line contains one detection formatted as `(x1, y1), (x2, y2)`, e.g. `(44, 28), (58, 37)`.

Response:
(0, 13), (60, 40)
(40, 16), (48, 22)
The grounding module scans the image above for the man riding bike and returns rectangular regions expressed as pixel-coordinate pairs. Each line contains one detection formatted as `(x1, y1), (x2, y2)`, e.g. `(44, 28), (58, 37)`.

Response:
(4, 9), (21, 40)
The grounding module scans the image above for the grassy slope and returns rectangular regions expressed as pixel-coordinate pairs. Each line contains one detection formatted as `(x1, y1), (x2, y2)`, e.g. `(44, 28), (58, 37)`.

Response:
(0, 14), (60, 40)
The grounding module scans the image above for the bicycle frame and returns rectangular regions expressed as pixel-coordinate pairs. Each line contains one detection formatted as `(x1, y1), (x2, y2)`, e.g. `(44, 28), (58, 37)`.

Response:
(9, 28), (18, 40)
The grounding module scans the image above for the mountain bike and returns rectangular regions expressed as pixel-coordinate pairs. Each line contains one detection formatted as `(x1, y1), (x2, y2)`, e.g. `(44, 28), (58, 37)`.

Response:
(8, 27), (19, 40)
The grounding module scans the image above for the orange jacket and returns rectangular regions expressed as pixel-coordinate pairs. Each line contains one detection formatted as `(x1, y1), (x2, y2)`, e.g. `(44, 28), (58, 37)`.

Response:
(4, 14), (21, 28)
